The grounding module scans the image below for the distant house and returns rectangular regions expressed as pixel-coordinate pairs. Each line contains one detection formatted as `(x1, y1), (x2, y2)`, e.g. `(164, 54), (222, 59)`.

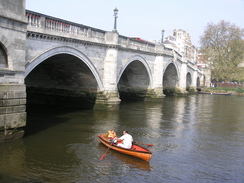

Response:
(197, 51), (208, 68)
(163, 29), (197, 65)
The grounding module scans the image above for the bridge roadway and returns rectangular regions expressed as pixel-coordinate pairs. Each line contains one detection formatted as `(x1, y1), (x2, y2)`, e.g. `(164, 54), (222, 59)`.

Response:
(0, 1), (207, 141)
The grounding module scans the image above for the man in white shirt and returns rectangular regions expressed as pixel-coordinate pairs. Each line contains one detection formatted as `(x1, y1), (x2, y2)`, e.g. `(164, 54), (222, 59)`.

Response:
(114, 130), (133, 149)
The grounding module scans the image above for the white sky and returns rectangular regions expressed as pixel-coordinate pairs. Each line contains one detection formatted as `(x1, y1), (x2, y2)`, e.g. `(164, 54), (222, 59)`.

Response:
(26, 0), (244, 47)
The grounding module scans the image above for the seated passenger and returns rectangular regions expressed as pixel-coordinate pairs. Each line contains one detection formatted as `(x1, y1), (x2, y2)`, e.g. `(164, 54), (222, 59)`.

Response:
(108, 130), (117, 139)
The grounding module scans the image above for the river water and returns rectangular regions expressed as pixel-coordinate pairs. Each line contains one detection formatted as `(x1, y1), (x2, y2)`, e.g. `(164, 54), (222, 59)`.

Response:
(0, 94), (244, 183)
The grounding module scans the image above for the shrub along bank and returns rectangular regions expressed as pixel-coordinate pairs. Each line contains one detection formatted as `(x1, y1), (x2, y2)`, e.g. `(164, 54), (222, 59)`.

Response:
(201, 87), (244, 95)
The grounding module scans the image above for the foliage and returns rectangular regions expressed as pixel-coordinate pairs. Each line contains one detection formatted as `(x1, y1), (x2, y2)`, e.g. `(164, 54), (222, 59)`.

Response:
(202, 87), (244, 94)
(236, 87), (244, 93)
(200, 20), (244, 82)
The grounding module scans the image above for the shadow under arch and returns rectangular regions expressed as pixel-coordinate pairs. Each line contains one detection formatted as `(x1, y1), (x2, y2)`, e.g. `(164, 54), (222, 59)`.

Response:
(117, 55), (153, 101)
(25, 46), (104, 109)
(196, 77), (201, 91)
(163, 62), (179, 96)
(25, 46), (104, 91)
(186, 72), (192, 91)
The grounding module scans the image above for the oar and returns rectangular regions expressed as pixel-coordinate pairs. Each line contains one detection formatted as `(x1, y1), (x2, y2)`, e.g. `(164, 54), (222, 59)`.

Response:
(100, 147), (110, 160)
(134, 141), (154, 147)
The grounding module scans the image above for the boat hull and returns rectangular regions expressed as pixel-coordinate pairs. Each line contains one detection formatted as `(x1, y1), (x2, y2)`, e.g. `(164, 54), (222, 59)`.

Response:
(198, 91), (232, 95)
(98, 134), (152, 161)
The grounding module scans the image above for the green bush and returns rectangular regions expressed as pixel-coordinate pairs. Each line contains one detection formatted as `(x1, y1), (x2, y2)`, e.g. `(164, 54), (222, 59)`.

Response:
(236, 88), (244, 93)
(202, 87), (244, 94)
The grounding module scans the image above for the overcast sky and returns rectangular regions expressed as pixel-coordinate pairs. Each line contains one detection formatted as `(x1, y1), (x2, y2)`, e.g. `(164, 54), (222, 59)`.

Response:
(26, 0), (244, 47)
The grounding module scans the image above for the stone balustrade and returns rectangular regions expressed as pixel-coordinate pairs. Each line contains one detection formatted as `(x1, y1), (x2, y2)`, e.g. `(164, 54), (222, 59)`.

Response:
(118, 35), (157, 53)
(26, 10), (106, 42)
(26, 12), (40, 27)
(26, 10), (165, 54)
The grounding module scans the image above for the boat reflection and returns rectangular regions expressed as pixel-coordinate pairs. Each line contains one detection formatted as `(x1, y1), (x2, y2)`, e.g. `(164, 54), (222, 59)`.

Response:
(98, 144), (151, 171)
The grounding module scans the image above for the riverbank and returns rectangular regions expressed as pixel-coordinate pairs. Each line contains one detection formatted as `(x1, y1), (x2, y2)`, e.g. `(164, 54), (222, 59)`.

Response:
(199, 87), (244, 96)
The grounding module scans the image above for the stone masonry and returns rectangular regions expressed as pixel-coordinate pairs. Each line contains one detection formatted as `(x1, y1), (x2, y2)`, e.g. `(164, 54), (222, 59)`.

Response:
(0, 0), (27, 142)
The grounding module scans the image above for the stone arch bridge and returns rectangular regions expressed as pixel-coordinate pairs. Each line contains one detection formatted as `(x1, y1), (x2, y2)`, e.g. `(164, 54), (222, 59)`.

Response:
(24, 10), (205, 107)
(0, 2), (206, 141)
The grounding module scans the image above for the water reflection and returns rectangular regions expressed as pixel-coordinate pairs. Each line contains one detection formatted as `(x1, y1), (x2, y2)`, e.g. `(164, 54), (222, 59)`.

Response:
(0, 140), (27, 182)
(98, 144), (151, 171)
(0, 95), (244, 182)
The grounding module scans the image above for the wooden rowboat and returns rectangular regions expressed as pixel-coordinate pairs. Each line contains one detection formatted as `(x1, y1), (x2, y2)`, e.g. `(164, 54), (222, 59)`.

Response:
(198, 91), (232, 95)
(98, 134), (152, 161)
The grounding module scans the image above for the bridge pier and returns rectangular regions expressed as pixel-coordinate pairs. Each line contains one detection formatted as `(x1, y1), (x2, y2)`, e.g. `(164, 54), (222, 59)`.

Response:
(93, 31), (121, 110)
(145, 88), (165, 101)
(94, 91), (121, 110)
(151, 55), (165, 99)
(176, 56), (190, 95)
(174, 87), (188, 96)
(0, 84), (26, 142)
(0, 1), (27, 142)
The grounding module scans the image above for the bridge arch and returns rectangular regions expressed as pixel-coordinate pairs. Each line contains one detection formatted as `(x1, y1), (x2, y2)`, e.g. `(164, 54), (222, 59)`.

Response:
(186, 72), (192, 91)
(117, 55), (153, 100)
(25, 46), (104, 91)
(25, 46), (105, 108)
(196, 77), (200, 88)
(163, 62), (179, 95)
(117, 55), (153, 86)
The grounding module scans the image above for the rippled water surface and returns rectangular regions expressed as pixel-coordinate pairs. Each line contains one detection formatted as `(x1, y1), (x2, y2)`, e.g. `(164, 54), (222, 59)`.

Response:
(0, 95), (244, 183)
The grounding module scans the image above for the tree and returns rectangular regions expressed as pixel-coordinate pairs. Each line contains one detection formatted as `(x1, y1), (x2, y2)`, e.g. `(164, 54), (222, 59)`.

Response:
(200, 20), (244, 82)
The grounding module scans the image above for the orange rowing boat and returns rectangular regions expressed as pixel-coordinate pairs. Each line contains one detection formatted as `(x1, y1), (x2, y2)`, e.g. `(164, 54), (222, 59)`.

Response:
(98, 134), (152, 161)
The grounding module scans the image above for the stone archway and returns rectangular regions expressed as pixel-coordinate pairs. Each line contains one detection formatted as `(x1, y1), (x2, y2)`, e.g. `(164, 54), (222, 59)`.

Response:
(163, 63), (179, 96)
(25, 46), (103, 91)
(117, 56), (153, 101)
(186, 72), (192, 91)
(196, 77), (201, 91)
(25, 46), (104, 109)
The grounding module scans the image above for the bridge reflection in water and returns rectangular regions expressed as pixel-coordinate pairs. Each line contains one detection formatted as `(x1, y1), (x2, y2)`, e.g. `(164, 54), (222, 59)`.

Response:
(0, 94), (243, 182)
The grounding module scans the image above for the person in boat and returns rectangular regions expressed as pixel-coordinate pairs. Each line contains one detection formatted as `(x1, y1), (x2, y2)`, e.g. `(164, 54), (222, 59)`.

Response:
(114, 130), (133, 149)
(108, 130), (117, 139)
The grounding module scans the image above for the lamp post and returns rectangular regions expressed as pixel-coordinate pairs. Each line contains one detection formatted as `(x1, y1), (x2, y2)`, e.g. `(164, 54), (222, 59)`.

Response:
(161, 29), (165, 44)
(113, 7), (118, 32)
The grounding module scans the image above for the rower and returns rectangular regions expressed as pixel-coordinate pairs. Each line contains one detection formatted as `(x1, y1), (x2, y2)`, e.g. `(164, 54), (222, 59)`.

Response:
(114, 130), (133, 149)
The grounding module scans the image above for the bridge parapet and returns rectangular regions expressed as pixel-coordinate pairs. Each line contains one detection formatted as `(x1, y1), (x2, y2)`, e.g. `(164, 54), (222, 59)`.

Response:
(26, 10), (168, 55)
(187, 60), (198, 71)
(118, 35), (156, 53)
(164, 47), (175, 57)
(26, 10), (106, 43)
